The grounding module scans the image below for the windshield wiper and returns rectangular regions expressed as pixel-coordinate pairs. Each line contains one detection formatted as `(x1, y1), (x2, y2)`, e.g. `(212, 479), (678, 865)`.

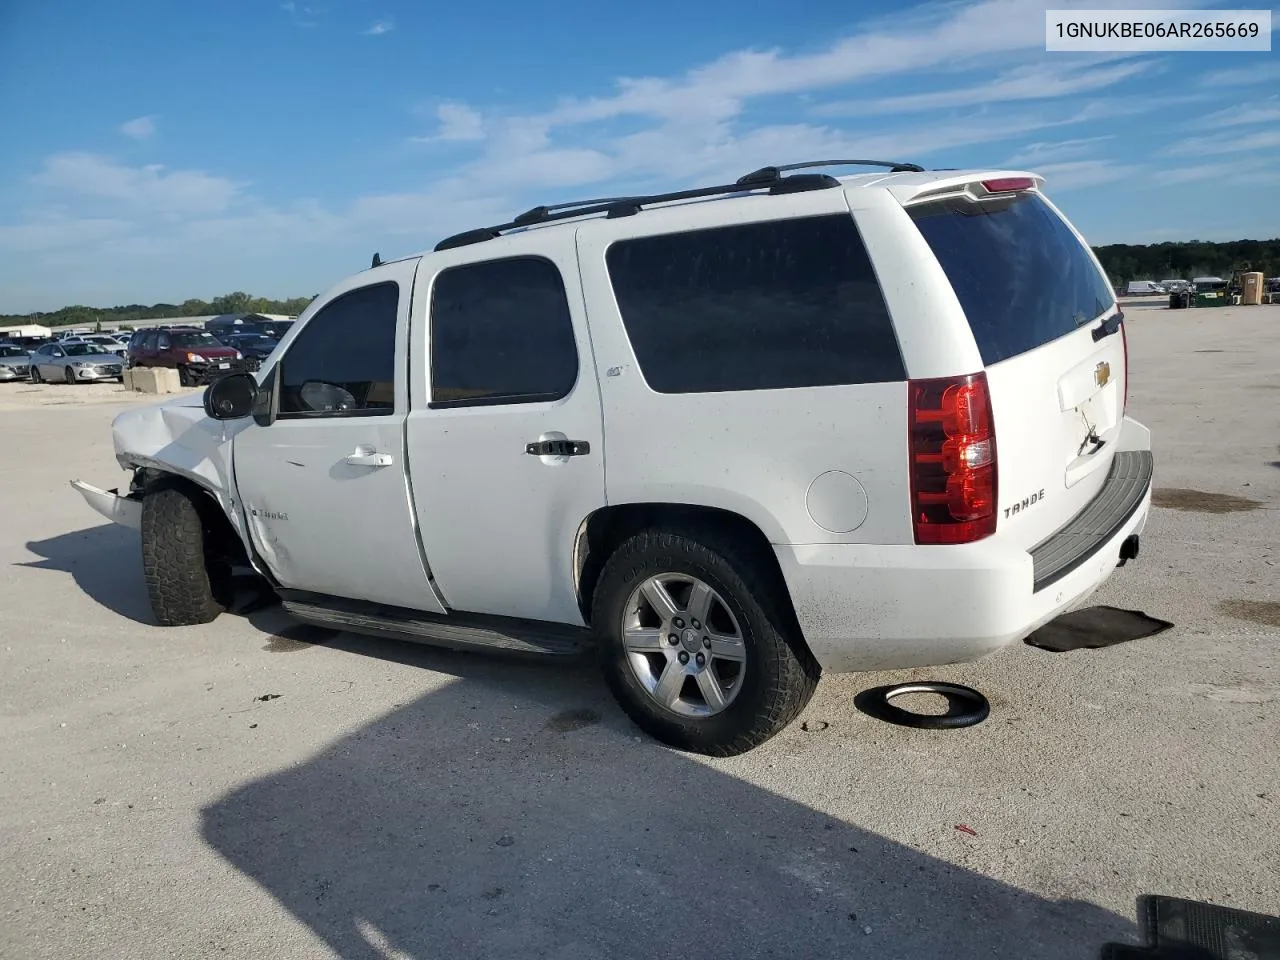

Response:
(1091, 309), (1124, 342)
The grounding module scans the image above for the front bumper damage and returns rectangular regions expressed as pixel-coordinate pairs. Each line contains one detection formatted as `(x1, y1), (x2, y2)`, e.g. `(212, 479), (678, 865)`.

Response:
(70, 480), (142, 529)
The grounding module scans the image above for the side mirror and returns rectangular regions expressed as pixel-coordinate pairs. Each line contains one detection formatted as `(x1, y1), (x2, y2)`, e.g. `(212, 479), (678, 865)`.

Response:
(203, 373), (258, 420)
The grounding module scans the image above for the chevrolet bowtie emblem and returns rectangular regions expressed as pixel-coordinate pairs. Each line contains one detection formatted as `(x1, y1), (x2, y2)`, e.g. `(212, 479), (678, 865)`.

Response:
(1094, 361), (1111, 387)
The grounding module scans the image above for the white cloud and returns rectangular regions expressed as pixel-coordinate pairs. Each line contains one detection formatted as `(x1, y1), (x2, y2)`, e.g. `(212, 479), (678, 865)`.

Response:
(1150, 156), (1280, 187)
(1031, 159), (1143, 191)
(1163, 130), (1280, 156)
(1194, 97), (1280, 129)
(1003, 136), (1115, 166)
(120, 115), (157, 140)
(812, 60), (1156, 116)
(1199, 62), (1280, 87)
(31, 152), (244, 217)
(363, 18), (393, 36)
(411, 102), (486, 143)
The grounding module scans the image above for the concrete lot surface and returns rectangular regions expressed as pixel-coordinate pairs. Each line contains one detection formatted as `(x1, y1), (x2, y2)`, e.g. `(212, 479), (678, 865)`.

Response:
(2, 305), (1278, 960)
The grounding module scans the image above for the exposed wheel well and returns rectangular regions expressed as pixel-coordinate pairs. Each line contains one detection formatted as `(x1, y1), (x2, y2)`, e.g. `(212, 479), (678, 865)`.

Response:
(575, 503), (800, 631)
(134, 469), (250, 570)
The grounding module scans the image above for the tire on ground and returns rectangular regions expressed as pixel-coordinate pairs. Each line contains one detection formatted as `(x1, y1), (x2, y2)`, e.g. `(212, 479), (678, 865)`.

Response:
(592, 526), (819, 757)
(141, 485), (226, 626)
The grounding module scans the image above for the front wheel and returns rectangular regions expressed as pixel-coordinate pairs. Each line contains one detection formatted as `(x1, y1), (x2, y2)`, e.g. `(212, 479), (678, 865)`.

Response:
(177, 365), (193, 387)
(592, 528), (819, 756)
(141, 485), (227, 626)
(64, 366), (76, 384)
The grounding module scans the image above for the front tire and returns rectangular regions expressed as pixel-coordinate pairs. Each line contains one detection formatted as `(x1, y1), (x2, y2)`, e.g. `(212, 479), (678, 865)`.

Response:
(177, 365), (194, 387)
(141, 485), (226, 626)
(592, 527), (819, 756)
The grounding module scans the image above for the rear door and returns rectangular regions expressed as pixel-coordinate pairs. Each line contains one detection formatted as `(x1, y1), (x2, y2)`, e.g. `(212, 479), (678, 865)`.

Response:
(231, 259), (447, 612)
(404, 231), (606, 625)
(905, 186), (1126, 548)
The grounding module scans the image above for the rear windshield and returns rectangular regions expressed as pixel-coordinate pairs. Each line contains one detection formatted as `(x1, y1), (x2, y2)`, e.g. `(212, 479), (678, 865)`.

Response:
(908, 192), (1115, 365)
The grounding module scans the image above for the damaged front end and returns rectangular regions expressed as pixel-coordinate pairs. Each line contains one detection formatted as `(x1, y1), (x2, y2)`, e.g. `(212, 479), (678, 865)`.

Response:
(70, 391), (251, 546)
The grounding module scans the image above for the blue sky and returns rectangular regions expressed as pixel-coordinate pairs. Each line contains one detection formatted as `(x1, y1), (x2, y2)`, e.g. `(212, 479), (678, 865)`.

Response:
(1, 0), (1277, 312)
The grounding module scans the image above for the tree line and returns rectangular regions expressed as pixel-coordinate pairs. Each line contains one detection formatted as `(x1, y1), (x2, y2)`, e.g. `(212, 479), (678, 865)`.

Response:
(4, 237), (1279, 329)
(1092, 238), (1280, 286)
(0, 292), (315, 330)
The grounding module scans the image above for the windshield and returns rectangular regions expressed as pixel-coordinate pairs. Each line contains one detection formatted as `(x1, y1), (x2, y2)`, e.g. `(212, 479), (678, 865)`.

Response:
(171, 332), (221, 348)
(65, 344), (109, 356)
(0, 345), (25, 357)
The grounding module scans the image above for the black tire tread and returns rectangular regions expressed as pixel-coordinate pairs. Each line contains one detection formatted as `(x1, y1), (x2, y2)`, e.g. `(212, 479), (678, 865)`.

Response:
(593, 526), (819, 757)
(141, 486), (224, 626)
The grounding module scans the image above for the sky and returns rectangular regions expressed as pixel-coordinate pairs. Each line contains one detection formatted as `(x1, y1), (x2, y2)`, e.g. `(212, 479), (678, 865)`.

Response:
(0, 0), (1277, 313)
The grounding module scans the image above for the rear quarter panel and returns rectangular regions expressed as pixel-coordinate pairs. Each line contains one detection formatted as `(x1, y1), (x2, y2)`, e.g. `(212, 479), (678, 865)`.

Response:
(575, 189), (915, 546)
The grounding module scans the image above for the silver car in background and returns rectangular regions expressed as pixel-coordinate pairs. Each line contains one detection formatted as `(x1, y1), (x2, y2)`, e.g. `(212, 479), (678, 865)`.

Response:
(28, 342), (125, 383)
(0, 342), (32, 382)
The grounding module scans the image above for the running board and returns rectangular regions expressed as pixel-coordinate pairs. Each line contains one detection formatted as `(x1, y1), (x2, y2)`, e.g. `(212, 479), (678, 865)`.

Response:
(278, 591), (592, 658)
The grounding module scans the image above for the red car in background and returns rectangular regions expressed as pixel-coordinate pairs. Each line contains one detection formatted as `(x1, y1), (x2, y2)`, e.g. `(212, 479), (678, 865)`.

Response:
(125, 326), (249, 386)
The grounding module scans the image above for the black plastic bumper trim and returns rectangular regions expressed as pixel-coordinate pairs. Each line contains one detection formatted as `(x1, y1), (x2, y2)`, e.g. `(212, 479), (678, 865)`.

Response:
(1030, 449), (1153, 593)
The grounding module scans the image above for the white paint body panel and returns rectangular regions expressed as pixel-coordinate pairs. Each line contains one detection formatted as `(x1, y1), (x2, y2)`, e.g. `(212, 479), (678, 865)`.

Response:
(86, 166), (1154, 676)
(781, 416), (1151, 672)
(228, 258), (447, 613)
(404, 230), (607, 624)
(575, 188), (913, 548)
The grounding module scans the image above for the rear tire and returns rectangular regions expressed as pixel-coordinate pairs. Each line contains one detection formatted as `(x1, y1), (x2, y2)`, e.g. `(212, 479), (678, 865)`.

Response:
(141, 485), (226, 626)
(592, 527), (819, 756)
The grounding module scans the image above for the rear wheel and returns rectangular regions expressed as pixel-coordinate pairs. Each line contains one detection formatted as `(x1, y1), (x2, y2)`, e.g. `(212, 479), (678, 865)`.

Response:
(592, 527), (819, 756)
(141, 485), (227, 626)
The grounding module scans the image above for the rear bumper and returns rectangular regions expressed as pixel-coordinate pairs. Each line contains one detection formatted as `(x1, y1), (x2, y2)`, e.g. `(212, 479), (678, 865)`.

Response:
(776, 415), (1153, 673)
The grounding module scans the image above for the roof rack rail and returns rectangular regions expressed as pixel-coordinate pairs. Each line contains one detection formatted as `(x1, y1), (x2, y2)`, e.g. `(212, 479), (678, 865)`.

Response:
(737, 159), (924, 183)
(433, 161), (915, 252)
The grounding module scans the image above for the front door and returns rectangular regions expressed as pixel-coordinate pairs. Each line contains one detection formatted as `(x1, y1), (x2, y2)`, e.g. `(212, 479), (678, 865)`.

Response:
(404, 234), (607, 625)
(231, 258), (447, 613)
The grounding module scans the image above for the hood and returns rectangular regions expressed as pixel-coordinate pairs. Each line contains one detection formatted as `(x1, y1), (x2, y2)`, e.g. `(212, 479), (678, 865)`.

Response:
(182, 345), (240, 358)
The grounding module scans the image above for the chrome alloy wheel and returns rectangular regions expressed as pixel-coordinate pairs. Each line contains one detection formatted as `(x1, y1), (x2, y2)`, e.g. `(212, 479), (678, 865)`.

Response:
(620, 573), (747, 718)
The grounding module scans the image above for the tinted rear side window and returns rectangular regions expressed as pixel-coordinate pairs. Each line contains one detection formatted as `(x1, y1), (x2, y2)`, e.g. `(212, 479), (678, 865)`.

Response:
(908, 193), (1115, 365)
(606, 214), (905, 394)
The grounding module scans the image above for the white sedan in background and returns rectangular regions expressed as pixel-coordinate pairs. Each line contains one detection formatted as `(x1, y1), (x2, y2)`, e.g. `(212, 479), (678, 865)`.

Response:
(28, 342), (125, 383)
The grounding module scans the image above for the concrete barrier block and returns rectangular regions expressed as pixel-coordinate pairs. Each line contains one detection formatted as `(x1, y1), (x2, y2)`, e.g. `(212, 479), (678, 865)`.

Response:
(123, 367), (183, 394)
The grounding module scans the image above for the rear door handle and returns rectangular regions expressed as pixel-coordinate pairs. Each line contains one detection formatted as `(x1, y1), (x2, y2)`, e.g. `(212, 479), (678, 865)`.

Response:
(525, 439), (590, 457)
(346, 450), (394, 467)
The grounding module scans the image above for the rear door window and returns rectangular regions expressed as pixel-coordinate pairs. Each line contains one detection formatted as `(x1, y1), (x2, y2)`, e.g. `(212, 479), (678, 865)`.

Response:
(605, 214), (904, 394)
(908, 192), (1115, 365)
(428, 256), (579, 407)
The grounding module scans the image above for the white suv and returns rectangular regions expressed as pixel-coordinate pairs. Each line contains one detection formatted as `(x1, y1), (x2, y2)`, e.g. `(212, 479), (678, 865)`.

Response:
(73, 160), (1153, 756)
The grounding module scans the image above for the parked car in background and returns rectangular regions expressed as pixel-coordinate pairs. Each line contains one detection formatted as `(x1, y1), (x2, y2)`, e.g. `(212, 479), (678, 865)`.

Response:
(125, 326), (247, 385)
(28, 342), (124, 383)
(0, 342), (32, 381)
(220, 332), (279, 365)
(59, 334), (129, 357)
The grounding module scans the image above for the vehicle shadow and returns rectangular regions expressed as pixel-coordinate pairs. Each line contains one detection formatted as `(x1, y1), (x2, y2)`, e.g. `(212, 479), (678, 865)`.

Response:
(200, 653), (1138, 960)
(21, 522), (155, 624)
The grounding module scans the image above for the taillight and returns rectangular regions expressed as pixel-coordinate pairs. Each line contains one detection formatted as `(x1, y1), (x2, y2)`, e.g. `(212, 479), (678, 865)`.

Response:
(908, 373), (998, 545)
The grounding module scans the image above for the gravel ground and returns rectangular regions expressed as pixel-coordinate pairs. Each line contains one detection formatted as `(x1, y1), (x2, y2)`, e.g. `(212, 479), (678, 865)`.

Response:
(2, 304), (1278, 960)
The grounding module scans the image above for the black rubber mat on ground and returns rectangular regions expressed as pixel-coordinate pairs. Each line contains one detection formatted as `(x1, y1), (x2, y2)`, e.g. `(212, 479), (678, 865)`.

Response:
(1024, 605), (1174, 653)
(1102, 895), (1280, 959)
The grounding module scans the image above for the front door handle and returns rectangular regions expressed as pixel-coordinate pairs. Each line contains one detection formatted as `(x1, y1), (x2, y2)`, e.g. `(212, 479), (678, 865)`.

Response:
(346, 449), (394, 467)
(525, 439), (590, 457)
